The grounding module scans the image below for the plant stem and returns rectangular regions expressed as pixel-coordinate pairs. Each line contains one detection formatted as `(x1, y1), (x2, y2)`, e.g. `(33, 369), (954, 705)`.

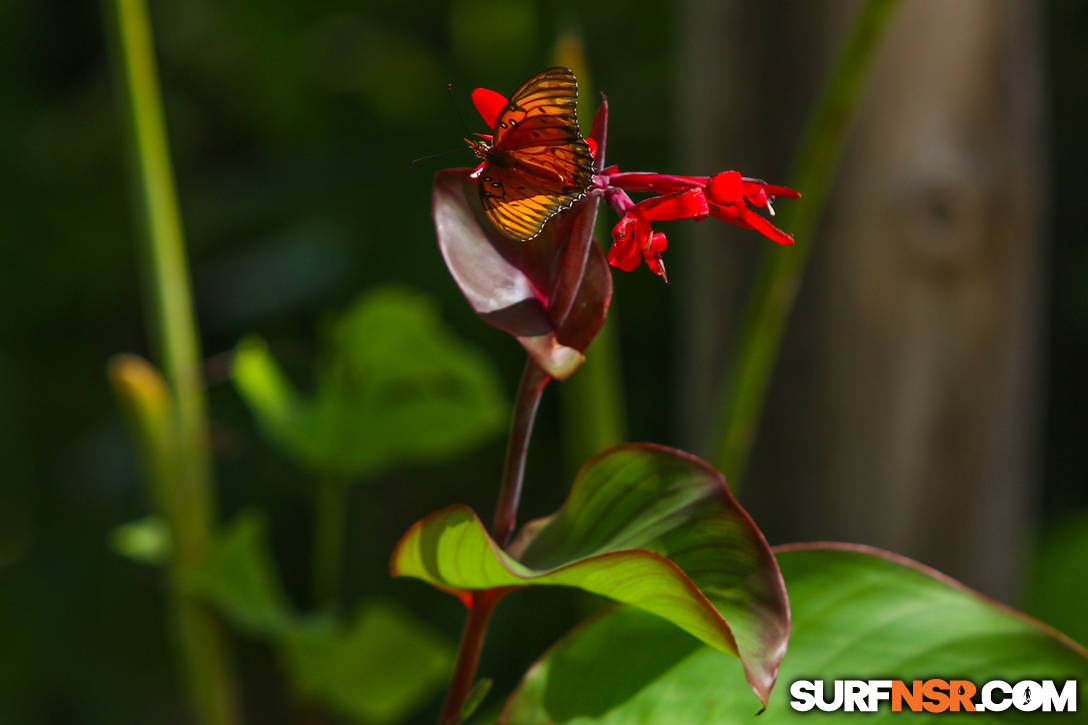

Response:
(445, 38), (604, 720)
(312, 475), (348, 609)
(441, 362), (547, 725)
(106, 0), (239, 722)
(709, 0), (901, 488)
(491, 360), (551, 547)
(438, 590), (504, 725)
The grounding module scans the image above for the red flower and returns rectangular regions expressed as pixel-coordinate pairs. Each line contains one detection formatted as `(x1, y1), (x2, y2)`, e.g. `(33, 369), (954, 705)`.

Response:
(462, 81), (796, 281)
(597, 170), (800, 279)
(605, 186), (709, 282)
(705, 171), (798, 247)
(471, 87), (507, 129)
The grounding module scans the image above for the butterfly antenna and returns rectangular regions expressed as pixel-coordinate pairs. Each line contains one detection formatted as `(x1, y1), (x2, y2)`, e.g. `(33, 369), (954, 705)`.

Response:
(409, 148), (461, 167)
(410, 82), (481, 167)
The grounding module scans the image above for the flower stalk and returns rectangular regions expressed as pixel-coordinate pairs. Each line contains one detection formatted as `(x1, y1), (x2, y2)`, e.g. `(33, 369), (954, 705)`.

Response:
(439, 359), (549, 725)
(438, 589), (506, 725)
(492, 360), (551, 549)
(435, 88), (615, 725)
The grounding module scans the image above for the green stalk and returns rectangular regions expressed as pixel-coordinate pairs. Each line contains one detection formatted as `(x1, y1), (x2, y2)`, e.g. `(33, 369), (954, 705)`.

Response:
(561, 317), (626, 471)
(710, 0), (901, 487)
(106, 0), (240, 722)
(312, 475), (349, 609)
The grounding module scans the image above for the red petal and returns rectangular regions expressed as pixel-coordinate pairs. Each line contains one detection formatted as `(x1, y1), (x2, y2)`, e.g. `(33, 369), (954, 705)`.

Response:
(742, 179), (801, 199)
(636, 188), (709, 222)
(634, 214), (654, 249)
(743, 184), (769, 208)
(607, 217), (643, 271)
(707, 171), (743, 206)
(644, 250), (668, 280)
(709, 204), (753, 230)
(586, 138), (597, 158)
(648, 231), (668, 252)
(607, 239), (643, 272)
(471, 88), (507, 129)
(712, 204), (795, 245)
(740, 180), (801, 208)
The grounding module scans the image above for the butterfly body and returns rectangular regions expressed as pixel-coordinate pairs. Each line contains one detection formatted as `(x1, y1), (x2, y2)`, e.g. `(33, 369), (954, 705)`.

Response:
(469, 67), (595, 241)
(469, 140), (577, 188)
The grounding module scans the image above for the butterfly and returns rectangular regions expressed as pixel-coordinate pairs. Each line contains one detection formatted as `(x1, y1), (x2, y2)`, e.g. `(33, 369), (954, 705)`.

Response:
(466, 67), (595, 242)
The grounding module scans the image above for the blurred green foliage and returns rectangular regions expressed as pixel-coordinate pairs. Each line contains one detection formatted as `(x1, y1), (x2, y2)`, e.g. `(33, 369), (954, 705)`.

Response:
(280, 601), (452, 724)
(186, 513), (295, 637)
(233, 287), (507, 479)
(112, 516), (172, 565)
(1, 1), (674, 719)
(187, 512), (454, 723)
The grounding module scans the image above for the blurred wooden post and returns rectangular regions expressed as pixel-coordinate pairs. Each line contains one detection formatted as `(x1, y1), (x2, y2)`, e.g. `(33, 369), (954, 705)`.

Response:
(678, 0), (1046, 601)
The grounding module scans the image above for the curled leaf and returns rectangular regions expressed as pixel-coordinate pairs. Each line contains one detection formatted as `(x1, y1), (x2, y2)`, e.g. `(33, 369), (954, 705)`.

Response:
(391, 444), (788, 704)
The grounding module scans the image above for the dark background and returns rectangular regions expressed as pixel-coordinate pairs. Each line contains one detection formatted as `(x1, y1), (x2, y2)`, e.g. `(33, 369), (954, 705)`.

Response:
(1, 1), (1084, 723)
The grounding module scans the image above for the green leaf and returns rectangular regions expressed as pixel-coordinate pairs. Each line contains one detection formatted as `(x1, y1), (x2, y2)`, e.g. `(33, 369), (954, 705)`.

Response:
(281, 600), (454, 724)
(189, 514), (453, 722)
(391, 444), (788, 704)
(111, 516), (171, 565)
(184, 512), (293, 636)
(504, 544), (1088, 724)
(1026, 509), (1088, 649)
(231, 335), (301, 452)
(232, 287), (507, 478)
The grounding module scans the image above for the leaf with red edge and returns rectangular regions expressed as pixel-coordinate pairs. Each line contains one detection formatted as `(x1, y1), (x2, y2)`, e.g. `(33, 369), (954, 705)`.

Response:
(390, 443), (789, 706)
(431, 103), (611, 380)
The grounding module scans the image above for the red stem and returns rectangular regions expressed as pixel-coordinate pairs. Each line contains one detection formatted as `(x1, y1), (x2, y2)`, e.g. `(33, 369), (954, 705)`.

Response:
(491, 360), (551, 547)
(438, 589), (504, 725)
(605, 171), (706, 193)
(438, 363), (547, 724)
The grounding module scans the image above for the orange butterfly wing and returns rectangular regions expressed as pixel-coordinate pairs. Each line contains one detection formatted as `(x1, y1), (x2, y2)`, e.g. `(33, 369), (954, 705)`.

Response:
(478, 67), (595, 241)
